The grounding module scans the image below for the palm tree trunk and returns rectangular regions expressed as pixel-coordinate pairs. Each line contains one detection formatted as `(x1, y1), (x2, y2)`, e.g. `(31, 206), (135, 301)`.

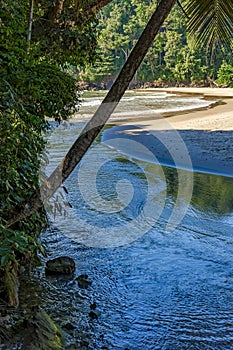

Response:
(6, 0), (176, 228)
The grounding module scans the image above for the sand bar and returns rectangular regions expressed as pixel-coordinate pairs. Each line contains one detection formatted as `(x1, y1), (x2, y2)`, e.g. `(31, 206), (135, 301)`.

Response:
(103, 88), (233, 177)
(131, 87), (233, 131)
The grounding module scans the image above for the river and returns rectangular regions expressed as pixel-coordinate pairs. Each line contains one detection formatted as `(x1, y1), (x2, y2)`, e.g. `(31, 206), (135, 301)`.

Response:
(38, 91), (233, 349)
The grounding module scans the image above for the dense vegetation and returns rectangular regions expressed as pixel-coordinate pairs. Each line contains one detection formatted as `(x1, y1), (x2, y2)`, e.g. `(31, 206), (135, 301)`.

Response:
(81, 0), (233, 87)
(0, 0), (97, 305)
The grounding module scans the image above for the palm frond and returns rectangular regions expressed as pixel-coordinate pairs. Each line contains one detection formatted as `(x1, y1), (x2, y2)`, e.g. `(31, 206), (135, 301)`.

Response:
(183, 0), (233, 50)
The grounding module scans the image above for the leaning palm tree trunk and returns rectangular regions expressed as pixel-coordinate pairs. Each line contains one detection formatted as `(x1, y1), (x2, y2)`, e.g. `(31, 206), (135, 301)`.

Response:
(6, 0), (177, 228)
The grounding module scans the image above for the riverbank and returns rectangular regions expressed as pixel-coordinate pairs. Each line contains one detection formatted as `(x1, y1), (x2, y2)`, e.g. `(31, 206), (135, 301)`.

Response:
(131, 87), (233, 130)
(104, 87), (233, 177)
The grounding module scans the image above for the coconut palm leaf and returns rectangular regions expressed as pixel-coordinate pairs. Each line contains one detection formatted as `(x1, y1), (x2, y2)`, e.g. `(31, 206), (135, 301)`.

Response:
(183, 0), (233, 49)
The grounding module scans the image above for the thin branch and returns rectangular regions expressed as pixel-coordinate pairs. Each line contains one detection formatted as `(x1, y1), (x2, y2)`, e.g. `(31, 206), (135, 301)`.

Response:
(76, 0), (113, 22)
(27, 0), (34, 55)
(85, 0), (113, 13)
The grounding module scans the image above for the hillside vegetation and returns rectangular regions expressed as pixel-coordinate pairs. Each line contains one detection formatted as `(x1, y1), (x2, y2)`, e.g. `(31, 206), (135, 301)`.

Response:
(80, 0), (233, 87)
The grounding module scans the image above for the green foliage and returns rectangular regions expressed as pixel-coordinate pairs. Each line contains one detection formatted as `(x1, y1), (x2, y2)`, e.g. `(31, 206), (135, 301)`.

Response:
(217, 61), (233, 87)
(31, 0), (98, 66)
(0, 0), (28, 66)
(82, 0), (158, 83)
(0, 0), (95, 272)
(81, 1), (231, 85)
(0, 76), (46, 267)
(9, 63), (80, 121)
(0, 227), (39, 266)
(183, 0), (233, 50)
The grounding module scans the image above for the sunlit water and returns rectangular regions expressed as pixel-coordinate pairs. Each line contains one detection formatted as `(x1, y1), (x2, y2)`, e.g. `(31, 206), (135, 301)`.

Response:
(37, 92), (233, 349)
(73, 90), (213, 121)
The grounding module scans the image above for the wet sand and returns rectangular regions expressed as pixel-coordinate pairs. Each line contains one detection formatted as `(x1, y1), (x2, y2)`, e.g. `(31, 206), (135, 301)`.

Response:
(105, 88), (233, 177)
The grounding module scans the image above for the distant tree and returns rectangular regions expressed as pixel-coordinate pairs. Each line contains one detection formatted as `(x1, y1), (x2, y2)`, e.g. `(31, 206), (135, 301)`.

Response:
(83, 0), (233, 84)
(217, 61), (233, 87)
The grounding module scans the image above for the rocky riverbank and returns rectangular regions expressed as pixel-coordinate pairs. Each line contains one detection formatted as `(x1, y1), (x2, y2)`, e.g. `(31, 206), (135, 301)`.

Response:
(76, 79), (228, 91)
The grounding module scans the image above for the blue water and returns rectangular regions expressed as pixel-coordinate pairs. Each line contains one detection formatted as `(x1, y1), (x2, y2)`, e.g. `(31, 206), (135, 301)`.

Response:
(40, 92), (233, 349)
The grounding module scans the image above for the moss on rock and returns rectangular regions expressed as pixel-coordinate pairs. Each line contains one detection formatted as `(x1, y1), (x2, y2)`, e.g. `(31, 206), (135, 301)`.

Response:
(22, 308), (64, 350)
(4, 262), (19, 307)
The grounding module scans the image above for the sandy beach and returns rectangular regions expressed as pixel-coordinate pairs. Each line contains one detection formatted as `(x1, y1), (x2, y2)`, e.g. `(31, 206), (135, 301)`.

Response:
(104, 88), (233, 177)
(138, 87), (233, 131)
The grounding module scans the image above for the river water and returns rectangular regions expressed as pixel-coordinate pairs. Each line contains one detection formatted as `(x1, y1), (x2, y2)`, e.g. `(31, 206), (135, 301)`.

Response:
(39, 91), (233, 349)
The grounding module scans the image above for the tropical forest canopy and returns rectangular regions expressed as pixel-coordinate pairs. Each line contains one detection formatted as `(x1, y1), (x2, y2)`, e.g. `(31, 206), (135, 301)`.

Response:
(81, 0), (233, 87)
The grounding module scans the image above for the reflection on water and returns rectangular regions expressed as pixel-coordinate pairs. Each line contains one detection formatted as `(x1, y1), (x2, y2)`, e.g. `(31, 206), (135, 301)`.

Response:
(38, 117), (233, 349)
(193, 172), (233, 214)
(165, 167), (233, 215)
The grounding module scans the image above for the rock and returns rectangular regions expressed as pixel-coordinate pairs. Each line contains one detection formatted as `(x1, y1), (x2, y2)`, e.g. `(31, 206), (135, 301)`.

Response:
(62, 322), (76, 331)
(80, 339), (89, 347)
(78, 274), (88, 280)
(23, 308), (63, 350)
(89, 311), (98, 319)
(90, 301), (97, 310)
(77, 274), (92, 289)
(4, 263), (19, 307)
(45, 257), (75, 275)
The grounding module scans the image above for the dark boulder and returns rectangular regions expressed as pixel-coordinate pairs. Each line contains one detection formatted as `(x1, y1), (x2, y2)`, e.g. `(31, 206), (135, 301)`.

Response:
(77, 274), (92, 289)
(89, 311), (98, 320)
(45, 256), (75, 275)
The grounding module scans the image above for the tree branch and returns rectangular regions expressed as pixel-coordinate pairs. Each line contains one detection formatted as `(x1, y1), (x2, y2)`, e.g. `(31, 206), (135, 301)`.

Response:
(46, 0), (66, 23)
(27, 0), (34, 55)
(75, 0), (113, 22)
(45, 0), (112, 24)
(87, 0), (113, 13)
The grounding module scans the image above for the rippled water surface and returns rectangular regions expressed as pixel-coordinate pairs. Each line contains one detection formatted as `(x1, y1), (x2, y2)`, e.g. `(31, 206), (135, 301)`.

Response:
(74, 90), (212, 121)
(40, 92), (233, 349)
